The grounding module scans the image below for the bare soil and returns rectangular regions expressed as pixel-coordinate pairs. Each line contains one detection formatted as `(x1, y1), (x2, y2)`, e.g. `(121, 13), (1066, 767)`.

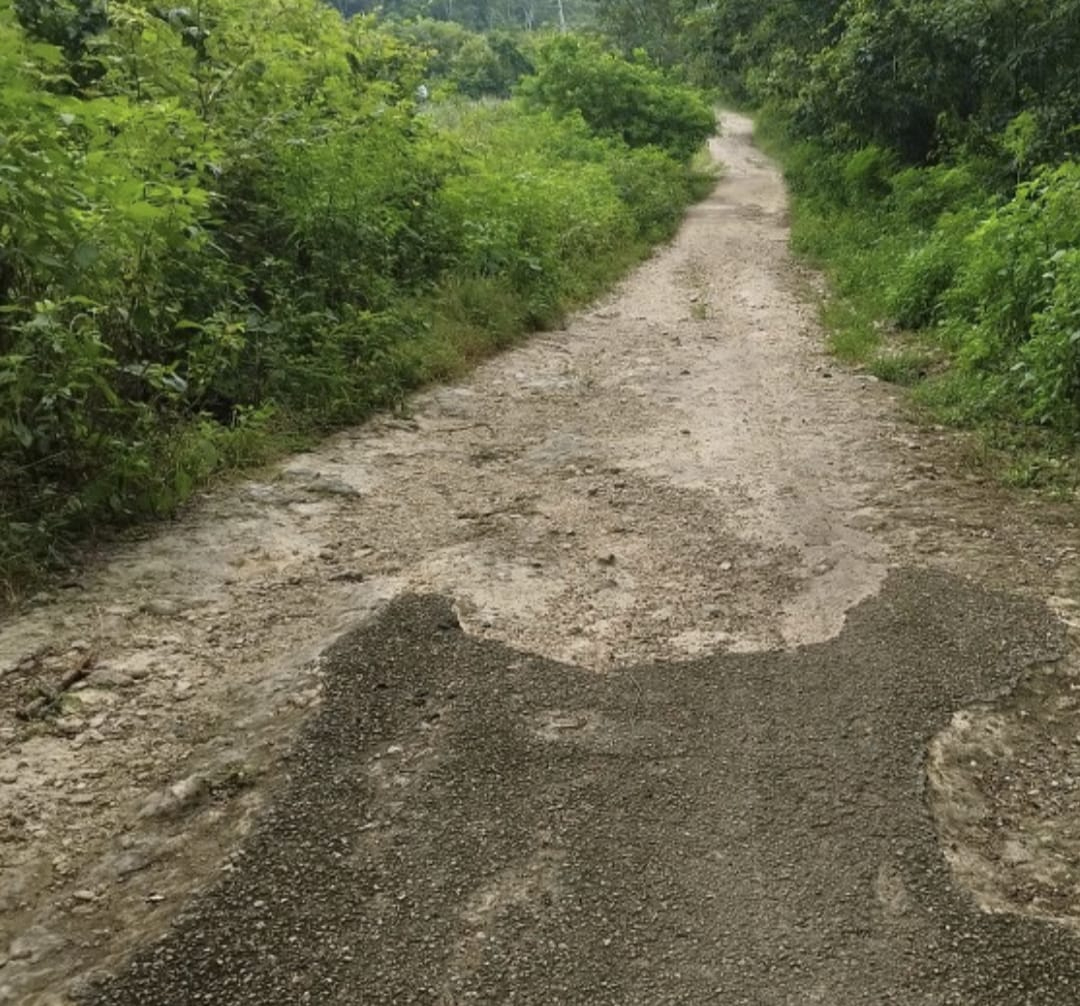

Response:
(1, 112), (1079, 1004)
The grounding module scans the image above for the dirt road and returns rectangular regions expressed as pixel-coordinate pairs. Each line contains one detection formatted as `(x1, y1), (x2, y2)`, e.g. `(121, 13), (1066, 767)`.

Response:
(2, 114), (1080, 1004)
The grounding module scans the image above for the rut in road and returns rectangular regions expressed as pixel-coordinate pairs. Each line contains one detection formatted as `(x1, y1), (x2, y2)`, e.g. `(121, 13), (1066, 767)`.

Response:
(4, 115), (1080, 1005)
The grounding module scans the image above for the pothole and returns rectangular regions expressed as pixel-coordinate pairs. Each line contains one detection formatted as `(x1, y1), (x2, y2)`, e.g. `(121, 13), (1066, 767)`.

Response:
(928, 644), (1080, 928)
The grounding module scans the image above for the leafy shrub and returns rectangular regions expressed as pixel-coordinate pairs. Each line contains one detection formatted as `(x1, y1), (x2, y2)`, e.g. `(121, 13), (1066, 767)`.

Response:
(518, 35), (714, 161)
(1021, 250), (1080, 428)
(842, 145), (898, 204)
(887, 163), (987, 225)
(437, 106), (637, 323)
(946, 165), (1080, 357)
(607, 144), (697, 240)
(886, 215), (976, 330)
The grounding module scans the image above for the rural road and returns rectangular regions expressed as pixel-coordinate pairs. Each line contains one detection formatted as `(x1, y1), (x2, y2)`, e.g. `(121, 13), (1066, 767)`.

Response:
(4, 115), (1080, 1004)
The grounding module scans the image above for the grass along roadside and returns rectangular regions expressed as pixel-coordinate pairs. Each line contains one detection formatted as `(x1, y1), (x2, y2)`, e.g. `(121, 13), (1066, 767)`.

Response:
(752, 110), (1080, 499)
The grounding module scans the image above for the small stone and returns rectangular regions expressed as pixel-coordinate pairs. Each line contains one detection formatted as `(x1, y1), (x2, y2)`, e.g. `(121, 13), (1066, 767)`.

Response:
(0, 774), (16, 785)
(1001, 839), (1033, 866)
(719, 561), (733, 572)
(597, 554), (617, 567)
(109, 843), (160, 879)
(72, 890), (97, 903)
(304, 477), (362, 498)
(141, 599), (181, 617)
(55, 717), (85, 738)
(138, 774), (207, 819)
(88, 667), (134, 689)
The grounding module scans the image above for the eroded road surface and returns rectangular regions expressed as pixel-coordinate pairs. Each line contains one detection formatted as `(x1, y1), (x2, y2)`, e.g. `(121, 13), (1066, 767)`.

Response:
(3, 114), (1080, 1005)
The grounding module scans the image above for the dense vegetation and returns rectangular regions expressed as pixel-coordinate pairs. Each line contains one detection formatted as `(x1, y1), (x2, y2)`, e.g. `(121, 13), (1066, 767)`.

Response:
(326, 0), (594, 31)
(0, 0), (714, 591)
(631, 0), (1080, 487)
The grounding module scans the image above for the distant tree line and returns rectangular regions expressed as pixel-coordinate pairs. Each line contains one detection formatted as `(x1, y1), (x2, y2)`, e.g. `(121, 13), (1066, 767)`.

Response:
(326, 0), (597, 32)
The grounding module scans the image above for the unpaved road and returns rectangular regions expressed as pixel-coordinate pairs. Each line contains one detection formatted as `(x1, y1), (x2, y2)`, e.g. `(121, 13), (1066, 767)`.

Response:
(3, 113), (1080, 1004)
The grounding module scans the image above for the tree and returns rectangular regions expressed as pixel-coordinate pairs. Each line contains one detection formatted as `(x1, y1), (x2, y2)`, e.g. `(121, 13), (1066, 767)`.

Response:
(595, 0), (681, 64)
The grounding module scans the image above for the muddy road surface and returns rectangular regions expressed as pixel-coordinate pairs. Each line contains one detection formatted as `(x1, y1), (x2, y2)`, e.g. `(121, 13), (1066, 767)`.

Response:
(2, 114), (1080, 1004)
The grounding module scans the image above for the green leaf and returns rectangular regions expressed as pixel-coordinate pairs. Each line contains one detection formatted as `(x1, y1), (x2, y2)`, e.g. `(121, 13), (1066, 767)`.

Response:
(72, 242), (99, 269)
(12, 420), (34, 449)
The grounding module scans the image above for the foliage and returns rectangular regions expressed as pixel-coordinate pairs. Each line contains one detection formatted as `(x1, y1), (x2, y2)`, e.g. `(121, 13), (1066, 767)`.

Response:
(0, 0), (710, 591)
(388, 18), (531, 97)
(518, 35), (714, 161)
(593, 0), (682, 65)
(325, 0), (595, 32)
(677, 0), (842, 104)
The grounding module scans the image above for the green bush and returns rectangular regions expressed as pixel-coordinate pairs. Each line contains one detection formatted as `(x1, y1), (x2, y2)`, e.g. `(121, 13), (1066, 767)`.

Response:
(940, 165), (1080, 427)
(518, 35), (715, 161)
(607, 144), (698, 240)
(842, 145), (898, 204)
(438, 105), (641, 324)
(885, 210), (981, 331)
(1022, 249), (1080, 429)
